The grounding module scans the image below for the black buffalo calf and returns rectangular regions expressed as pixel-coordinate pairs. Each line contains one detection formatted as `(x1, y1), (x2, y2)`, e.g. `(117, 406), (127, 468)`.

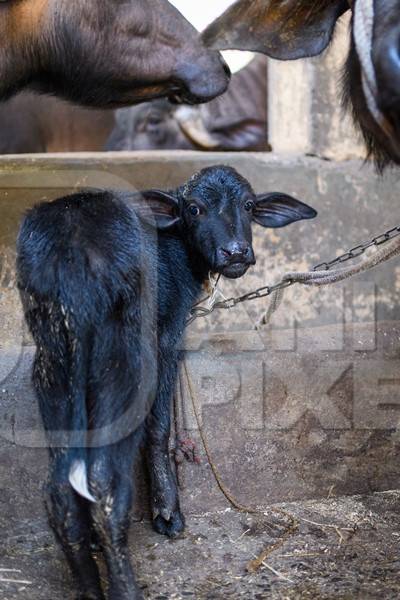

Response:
(17, 166), (316, 600)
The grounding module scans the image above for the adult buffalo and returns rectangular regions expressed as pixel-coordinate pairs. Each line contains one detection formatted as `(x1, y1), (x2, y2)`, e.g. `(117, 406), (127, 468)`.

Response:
(107, 56), (269, 152)
(0, 0), (230, 107)
(203, 0), (400, 169)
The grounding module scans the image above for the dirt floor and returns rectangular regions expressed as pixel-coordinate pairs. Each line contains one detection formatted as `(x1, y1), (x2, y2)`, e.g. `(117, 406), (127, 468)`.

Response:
(0, 490), (399, 599)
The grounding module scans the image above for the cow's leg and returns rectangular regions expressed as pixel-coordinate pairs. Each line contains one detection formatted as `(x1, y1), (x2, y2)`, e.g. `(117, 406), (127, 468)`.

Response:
(146, 360), (185, 538)
(46, 450), (104, 600)
(89, 444), (143, 600)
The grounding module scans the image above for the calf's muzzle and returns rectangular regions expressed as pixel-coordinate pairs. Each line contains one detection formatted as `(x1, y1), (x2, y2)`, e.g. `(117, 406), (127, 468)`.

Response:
(216, 240), (255, 279)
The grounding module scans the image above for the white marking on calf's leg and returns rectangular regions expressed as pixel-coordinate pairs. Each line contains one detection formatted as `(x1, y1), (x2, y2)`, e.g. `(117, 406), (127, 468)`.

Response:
(69, 460), (97, 503)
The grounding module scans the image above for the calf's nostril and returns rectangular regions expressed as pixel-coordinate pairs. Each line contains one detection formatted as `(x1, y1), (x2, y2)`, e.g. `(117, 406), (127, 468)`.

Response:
(218, 244), (252, 262)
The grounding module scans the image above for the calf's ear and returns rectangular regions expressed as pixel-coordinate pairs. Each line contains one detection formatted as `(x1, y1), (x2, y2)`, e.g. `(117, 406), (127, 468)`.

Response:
(132, 190), (181, 230)
(253, 193), (317, 228)
(202, 0), (349, 60)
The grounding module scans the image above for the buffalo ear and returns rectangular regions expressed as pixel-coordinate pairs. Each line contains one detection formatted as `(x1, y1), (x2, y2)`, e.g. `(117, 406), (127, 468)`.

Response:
(202, 0), (349, 60)
(253, 193), (317, 228)
(131, 190), (180, 230)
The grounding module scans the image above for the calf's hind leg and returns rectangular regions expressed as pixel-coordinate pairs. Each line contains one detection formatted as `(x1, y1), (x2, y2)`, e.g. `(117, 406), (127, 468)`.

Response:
(31, 331), (104, 599)
(89, 444), (143, 600)
(46, 451), (105, 600)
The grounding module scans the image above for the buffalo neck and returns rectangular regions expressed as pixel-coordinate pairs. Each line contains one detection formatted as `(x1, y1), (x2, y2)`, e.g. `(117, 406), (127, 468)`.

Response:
(156, 228), (210, 325)
(177, 225), (211, 283)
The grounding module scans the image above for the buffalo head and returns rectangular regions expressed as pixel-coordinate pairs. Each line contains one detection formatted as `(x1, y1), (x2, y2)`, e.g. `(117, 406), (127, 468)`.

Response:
(0, 0), (230, 107)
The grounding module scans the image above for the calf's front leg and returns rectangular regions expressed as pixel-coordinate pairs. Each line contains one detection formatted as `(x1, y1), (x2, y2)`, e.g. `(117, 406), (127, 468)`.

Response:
(146, 362), (185, 538)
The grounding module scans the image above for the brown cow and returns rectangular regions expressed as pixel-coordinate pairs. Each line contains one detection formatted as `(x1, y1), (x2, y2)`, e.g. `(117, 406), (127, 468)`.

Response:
(107, 56), (269, 152)
(0, 0), (230, 107)
(203, 0), (400, 169)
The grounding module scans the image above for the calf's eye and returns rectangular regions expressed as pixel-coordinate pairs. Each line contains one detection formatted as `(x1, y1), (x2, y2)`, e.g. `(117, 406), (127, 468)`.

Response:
(244, 200), (255, 212)
(189, 205), (200, 217)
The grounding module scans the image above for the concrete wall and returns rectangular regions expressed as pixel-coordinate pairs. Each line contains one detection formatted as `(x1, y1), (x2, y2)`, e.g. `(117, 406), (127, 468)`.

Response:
(0, 152), (399, 510)
(268, 14), (365, 161)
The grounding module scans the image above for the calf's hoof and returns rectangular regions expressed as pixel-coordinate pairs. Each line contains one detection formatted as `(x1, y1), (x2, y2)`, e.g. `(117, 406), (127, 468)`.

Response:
(107, 583), (144, 600)
(153, 508), (185, 538)
(76, 590), (105, 600)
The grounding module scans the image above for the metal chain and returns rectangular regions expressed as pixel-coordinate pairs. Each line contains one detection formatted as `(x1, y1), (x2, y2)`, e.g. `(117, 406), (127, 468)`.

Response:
(312, 225), (400, 271)
(187, 224), (400, 325)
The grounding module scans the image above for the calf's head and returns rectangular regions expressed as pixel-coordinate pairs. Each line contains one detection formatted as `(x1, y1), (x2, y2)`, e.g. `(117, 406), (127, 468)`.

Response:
(141, 166), (317, 279)
(0, 0), (230, 107)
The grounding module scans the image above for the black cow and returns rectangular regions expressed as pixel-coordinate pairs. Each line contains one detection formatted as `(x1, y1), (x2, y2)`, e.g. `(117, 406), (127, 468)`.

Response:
(203, 0), (400, 169)
(17, 166), (316, 599)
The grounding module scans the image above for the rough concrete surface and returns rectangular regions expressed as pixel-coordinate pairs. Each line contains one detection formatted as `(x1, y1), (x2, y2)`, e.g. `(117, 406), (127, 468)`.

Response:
(1, 321), (399, 514)
(268, 14), (365, 161)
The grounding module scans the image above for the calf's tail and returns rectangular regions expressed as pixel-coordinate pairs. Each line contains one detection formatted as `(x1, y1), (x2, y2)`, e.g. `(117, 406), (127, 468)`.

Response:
(65, 330), (96, 504)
